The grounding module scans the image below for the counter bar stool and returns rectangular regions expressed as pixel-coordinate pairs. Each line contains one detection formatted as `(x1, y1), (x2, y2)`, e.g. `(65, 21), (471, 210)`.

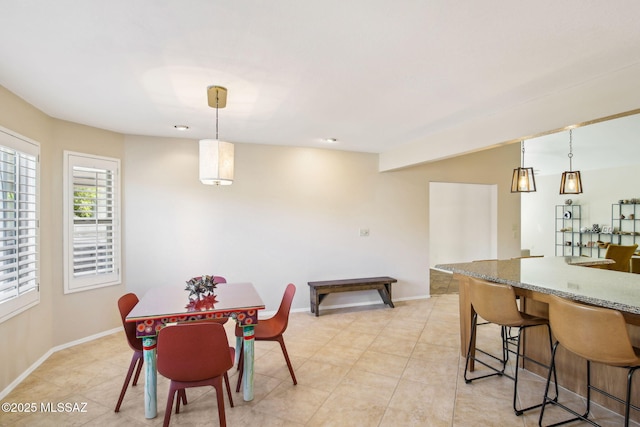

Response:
(539, 296), (640, 427)
(464, 277), (557, 415)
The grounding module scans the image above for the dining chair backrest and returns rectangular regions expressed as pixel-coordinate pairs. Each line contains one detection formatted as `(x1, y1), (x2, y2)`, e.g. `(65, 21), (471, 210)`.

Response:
(548, 295), (637, 366)
(157, 322), (233, 382)
(467, 277), (523, 326)
(273, 283), (296, 333)
(118, 293), (142, 352)
(604, 244), (638, 272)
(213, 276), (227, 284)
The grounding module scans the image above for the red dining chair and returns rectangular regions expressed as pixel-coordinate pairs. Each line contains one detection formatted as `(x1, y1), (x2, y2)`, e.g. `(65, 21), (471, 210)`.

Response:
(115, 293), (144, 412)
(157, 322), (235, 427)
(116, 293), (188, 413)
(236, 283), (297, 391)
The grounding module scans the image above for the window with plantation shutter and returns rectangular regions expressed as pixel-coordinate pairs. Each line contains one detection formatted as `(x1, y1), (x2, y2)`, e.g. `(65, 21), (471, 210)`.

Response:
(0, 127), (39, 324)
(63, 151), (121, 293)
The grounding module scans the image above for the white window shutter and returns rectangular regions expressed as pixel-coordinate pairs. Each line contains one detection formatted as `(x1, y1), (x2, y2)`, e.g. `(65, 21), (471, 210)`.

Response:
(0, 127), (40, 323)
(63, 152), (121, 293)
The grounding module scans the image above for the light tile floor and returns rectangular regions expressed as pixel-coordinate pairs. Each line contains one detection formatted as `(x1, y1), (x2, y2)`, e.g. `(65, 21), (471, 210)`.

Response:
(2, 287), (638, 426)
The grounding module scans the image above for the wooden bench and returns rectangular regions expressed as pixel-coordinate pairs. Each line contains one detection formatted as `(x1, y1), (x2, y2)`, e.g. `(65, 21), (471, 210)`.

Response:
(307, 276), (397, 316)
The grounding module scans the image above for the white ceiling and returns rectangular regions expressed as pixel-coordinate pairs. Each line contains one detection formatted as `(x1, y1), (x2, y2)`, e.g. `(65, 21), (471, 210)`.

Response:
(2, 1), (640, 163)
(526, 113), (640, 176)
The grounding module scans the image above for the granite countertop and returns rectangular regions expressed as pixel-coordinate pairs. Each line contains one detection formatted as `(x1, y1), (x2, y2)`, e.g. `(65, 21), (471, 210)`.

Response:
(435, 256), (640, 315)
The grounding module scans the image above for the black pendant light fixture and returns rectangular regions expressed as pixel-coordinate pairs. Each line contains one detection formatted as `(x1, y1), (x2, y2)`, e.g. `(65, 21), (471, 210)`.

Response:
(559, 129), (583, 194)
(511, 140), (536, 193)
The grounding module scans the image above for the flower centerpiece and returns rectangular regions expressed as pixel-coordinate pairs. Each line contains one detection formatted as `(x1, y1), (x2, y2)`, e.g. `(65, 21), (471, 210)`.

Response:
(185, 275), (220, 311)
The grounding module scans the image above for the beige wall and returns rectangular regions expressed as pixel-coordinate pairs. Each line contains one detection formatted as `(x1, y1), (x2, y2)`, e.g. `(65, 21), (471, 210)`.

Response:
(49, 120), (126, 344)
(415, 143), (522, 261)
(124, 136), (520, 311)
(0, 87), (125, 393)
(124, 137), (433, 311)
(0, 84), (520, 395)
(0, 86), (54, 396)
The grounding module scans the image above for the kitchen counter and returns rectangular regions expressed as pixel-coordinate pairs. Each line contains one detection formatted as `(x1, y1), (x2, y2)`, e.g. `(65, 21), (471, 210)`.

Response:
(435, 256), (640, 315)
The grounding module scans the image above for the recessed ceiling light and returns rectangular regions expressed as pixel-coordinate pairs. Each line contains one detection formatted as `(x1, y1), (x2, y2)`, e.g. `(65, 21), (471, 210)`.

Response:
(322, 138), (338, 143)
(174, 125), (189, 131)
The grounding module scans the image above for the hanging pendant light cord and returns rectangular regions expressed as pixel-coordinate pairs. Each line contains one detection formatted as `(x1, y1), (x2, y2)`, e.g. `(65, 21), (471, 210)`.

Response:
(568, 129), (573, 172)
(521, 141), (525, 168)
(215, 91), (220, 140)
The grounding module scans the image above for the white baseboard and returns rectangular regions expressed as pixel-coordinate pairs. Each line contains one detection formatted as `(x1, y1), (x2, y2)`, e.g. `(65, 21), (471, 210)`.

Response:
(0, 327), (121, 401)
(396, 294), (431, 302)
(430, 267), (453, 274)
(291, 294), (431, 314)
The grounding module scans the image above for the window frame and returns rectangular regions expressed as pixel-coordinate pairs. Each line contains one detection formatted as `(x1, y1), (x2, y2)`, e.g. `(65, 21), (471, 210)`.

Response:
(63, 151), (121, 294)
(0, 126), (40, 324)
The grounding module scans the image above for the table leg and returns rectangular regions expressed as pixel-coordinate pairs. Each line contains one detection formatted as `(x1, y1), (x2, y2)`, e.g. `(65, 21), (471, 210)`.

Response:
(142, 336), (158, 419)
(377, 284), (395, 308)
(242, 325), (255, 401)
(310, 288), (319, 317)
(316, 293), (327, 317)
(386, 283), (394, 307)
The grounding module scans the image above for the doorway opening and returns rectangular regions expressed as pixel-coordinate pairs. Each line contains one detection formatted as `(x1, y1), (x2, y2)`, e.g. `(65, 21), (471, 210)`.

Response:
(429, 182), (498, 294)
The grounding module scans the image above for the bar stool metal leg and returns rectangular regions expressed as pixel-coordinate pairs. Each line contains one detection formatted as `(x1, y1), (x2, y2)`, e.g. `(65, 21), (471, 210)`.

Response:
(464, 313), (558, 416)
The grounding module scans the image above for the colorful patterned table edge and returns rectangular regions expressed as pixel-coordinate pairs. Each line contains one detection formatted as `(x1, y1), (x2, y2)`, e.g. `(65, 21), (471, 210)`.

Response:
(134, 309), (259, 337)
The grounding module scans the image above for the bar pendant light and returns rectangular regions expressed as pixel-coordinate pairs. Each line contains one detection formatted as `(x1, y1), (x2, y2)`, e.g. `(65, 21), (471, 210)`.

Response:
(511, 140), (536, 193)
(559, 129), (583, 194)
(199, 85), (234, 185)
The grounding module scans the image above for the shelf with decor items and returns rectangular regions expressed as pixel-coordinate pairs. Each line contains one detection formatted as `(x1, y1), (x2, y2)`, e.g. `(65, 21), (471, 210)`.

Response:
(611, 202), (640, 247)
(578, 231), (619, 258)
(555, 204), (581, 256)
